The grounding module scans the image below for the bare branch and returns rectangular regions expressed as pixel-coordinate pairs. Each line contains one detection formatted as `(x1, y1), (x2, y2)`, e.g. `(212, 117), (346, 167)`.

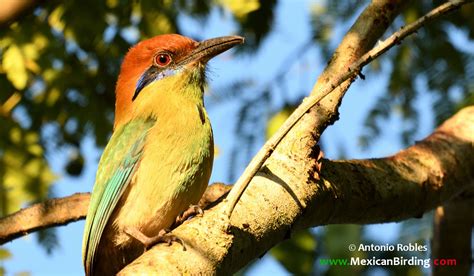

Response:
(0, 193), (89, 244)
(0, 183), (231, 244)
(225, 0), (473, 218)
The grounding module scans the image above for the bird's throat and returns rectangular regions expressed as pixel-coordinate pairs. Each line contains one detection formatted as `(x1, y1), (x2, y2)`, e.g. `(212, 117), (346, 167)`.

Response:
(131, 71), (207, 123)
(133, 67), (179, 101)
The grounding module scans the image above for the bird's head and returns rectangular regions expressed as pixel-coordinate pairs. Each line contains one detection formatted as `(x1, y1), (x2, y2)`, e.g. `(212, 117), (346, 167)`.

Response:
(114, 34), (244, 128)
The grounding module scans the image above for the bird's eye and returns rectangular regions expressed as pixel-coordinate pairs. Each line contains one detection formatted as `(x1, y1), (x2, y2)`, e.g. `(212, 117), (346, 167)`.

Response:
(154, 53), (172, 67)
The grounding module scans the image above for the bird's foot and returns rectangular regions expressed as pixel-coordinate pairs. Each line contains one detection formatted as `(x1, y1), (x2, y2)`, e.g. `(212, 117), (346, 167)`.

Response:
(124, 227), (186, 251)
(173, 204), (203, 227)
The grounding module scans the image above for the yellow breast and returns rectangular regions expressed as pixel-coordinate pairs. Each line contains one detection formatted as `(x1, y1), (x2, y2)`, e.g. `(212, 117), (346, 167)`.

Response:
(110, 77), (214, 245)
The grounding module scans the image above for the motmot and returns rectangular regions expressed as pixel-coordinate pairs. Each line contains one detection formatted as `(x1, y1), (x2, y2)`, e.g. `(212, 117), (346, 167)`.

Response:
(82, 34), (244, 275)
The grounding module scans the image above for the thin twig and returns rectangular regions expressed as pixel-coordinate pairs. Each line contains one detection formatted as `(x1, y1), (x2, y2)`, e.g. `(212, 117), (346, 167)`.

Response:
(224, 0), (473, 218)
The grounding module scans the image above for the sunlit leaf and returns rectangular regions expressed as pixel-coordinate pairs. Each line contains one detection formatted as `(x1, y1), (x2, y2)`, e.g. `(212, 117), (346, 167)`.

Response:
(9, 127), (22, 144)
(1, 127), (56, 216)
(48, 6), (65, 31)
(2, 45), (28, 90)
(32, 34), (49, 50)
(220, 0), (260, 19)
(143, 12), (174, 35)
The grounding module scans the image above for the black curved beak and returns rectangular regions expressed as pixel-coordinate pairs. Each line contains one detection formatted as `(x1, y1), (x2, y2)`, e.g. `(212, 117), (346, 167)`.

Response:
(178, 35), (245, 65)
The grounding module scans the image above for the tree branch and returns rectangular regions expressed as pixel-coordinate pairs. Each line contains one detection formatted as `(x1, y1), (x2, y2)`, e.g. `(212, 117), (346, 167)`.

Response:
(225, 0), (473, 217)
(302, 107), (474, 226)
(0, 183), (231, 244)
(118, 106), (474, 274)
(0, 193), (88, 244)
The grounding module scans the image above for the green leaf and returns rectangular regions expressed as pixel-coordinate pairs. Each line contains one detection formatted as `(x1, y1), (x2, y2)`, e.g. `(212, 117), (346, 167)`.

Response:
(270, 229), (318, 275)
(323, 225), (364, 275)
(0, 248), (12, 260)
(266, 105), (296, 139)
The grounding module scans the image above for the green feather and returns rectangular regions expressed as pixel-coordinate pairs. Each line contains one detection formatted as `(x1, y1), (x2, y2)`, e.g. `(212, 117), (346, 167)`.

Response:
(82, 117), (155, 274)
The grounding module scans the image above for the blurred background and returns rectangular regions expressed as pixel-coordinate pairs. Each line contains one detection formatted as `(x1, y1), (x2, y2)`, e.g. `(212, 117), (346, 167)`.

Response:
(0, 0), (473, 275)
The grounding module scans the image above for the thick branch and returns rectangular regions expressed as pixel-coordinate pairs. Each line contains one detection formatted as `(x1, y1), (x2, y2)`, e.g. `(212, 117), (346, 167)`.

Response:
(119, 0), (474, 270)
(228, 0), (474, 217)
(225, 0), (413, 216)
(226, 0), (473, 217)
(119, 107), (474, 274)
(301, 107), (474, 226)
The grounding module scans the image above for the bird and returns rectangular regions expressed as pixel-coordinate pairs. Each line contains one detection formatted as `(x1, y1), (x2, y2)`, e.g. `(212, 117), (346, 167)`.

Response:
(81, 34), (244, 275)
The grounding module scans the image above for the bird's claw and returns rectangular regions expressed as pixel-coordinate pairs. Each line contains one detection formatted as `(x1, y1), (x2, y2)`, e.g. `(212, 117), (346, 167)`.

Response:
(124, 227), (186, 251)
(174, 204), (203, 226)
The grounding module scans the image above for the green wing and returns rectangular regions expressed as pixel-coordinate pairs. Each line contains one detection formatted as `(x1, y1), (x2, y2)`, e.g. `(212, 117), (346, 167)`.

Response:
(82, 118), (155, 274)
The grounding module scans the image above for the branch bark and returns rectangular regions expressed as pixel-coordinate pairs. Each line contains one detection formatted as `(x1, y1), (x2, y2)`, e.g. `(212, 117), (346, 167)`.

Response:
(0, 193), (88, 244)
